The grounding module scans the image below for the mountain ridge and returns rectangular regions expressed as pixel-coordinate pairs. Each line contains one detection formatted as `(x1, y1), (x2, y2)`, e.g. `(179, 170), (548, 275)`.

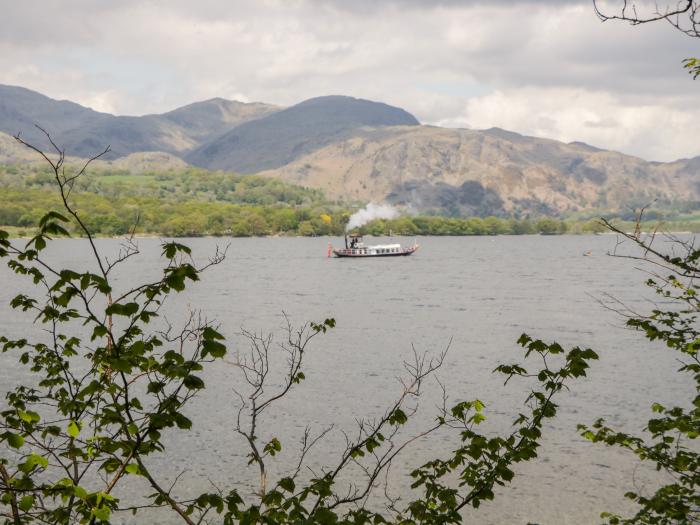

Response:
(255, 125), (700, 216)
(0, 84), (280, 158)
(1, 84), (699, 216)
(185, 95), (420, 172)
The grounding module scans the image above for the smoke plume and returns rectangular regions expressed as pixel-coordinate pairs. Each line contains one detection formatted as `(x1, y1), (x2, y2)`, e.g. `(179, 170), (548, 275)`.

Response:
(346, 203), (398, 231)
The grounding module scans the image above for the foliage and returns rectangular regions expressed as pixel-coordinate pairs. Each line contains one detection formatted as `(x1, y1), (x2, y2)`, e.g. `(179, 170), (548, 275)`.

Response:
(0, 163), (347, 237)
(0, 186), (346, 238)
(683, 58), (700, 80)
(578, 222), (700, 524)
(0, 164), (328, 207)
(5, 163), (700, 238)
(360, 216), (700, 236)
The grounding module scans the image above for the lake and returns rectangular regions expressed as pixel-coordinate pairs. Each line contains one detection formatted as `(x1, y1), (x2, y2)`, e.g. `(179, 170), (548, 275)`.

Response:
(0, 235), (690, 524)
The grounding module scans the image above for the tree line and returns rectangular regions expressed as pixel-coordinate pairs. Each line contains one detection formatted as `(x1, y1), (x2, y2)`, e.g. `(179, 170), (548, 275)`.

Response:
(3, 164), (700, 237)
(4, 186), (699, 237)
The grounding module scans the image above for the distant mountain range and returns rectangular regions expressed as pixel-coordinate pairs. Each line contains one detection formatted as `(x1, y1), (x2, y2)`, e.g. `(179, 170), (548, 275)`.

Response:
(0, 85), (279, 158)
(1, 83), (698, 216)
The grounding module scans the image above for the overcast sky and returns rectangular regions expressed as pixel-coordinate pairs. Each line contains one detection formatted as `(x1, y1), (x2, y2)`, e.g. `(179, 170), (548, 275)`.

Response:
(1, 0), (698, 161)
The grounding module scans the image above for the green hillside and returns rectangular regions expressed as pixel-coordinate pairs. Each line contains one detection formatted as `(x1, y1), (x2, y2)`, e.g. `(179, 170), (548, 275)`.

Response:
(0, 165), (347, 237)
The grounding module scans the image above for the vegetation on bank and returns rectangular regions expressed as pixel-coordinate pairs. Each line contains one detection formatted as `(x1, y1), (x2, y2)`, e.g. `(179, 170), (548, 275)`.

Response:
(3, 164), (700, 237)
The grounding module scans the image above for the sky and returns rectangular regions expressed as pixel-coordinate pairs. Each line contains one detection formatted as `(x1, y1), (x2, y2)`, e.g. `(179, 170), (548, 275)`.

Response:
(1, 0), (698, 161)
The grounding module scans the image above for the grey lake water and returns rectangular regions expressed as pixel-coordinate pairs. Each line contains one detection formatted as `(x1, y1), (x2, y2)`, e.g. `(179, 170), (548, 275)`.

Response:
(0, 235), (693, 524)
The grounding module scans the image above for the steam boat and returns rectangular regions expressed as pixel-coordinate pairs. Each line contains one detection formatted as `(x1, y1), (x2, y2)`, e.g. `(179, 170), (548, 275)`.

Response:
(330, 234), (419, 258)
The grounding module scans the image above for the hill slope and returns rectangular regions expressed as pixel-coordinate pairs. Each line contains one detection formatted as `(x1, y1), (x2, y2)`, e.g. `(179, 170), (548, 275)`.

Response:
(0, 131), (187, 173)
(256, 125), (700, 215)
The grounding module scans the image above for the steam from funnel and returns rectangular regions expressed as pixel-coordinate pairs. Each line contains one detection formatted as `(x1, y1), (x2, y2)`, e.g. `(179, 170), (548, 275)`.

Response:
(346, 203), (398, 231)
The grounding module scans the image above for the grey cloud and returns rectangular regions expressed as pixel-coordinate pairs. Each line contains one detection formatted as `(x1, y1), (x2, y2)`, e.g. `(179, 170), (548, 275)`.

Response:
(0, 0), (697, 159)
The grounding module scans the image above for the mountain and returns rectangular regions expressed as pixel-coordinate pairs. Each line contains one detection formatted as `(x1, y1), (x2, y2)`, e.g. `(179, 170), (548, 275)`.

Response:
(185, 95), (420, 173)
(160, 98), (279, 141)
(2, 84), (699, 216)
(0, 85), (107, 146)
(0, 85), (279, 158)
(255, 125), (700, 216)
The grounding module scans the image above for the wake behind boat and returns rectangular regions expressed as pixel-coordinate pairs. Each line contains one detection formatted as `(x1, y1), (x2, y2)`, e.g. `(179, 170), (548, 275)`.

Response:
(329, 233), (419, 258)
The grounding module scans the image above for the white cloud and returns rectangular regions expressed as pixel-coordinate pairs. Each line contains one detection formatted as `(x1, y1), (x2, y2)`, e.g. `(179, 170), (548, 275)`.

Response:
(77, 90), (124, 114)
(438, 87), (700, 161)
(0, 1), (698, 160)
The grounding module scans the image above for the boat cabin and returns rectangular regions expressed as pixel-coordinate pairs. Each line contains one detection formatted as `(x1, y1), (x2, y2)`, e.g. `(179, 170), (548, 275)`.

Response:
(346, 233), (364, 249)
(336, 232), (413, 257)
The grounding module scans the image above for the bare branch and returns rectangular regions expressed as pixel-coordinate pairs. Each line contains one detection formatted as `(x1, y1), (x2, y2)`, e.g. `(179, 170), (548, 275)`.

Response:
(593, 0), (700, 38)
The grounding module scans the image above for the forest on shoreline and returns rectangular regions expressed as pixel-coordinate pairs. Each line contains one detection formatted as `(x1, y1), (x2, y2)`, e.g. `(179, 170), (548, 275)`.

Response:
(2, 164), (698, 238)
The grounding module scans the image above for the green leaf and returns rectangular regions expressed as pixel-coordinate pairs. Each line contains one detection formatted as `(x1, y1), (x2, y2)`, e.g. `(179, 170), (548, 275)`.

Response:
(366, 437), (380, 453)
(174, 413), (192, 429)
(470, 412), (486, 425)
(264, 437), (282, 456)
(202, 326), (224, 340)
(67, 420), (80, 438)
(683, 57), (700, 79)
(29, 235), (46, 251)
(18, 495), (34, 512)
(202, 339), (226, 359)
(39, 211), (69, 227)
(5, 432), (24, 449)
(19, 453), (48, 473)
(93, 505), (111, 521)
(183, 375), (205, 390)
(110, 358), (133, 374)
(279, 477), (295, 492)
(18, 409), (40, 424)
(125, 463), (141, 475)
(162, 242), (192, 259)
(389, 408), (408, 425)
(105, 302), (139, 317)
(91, 324), (108, 340)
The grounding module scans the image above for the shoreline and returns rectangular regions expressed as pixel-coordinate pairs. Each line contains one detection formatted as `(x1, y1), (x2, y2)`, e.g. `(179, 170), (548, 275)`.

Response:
(1, 231), (694, 240)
